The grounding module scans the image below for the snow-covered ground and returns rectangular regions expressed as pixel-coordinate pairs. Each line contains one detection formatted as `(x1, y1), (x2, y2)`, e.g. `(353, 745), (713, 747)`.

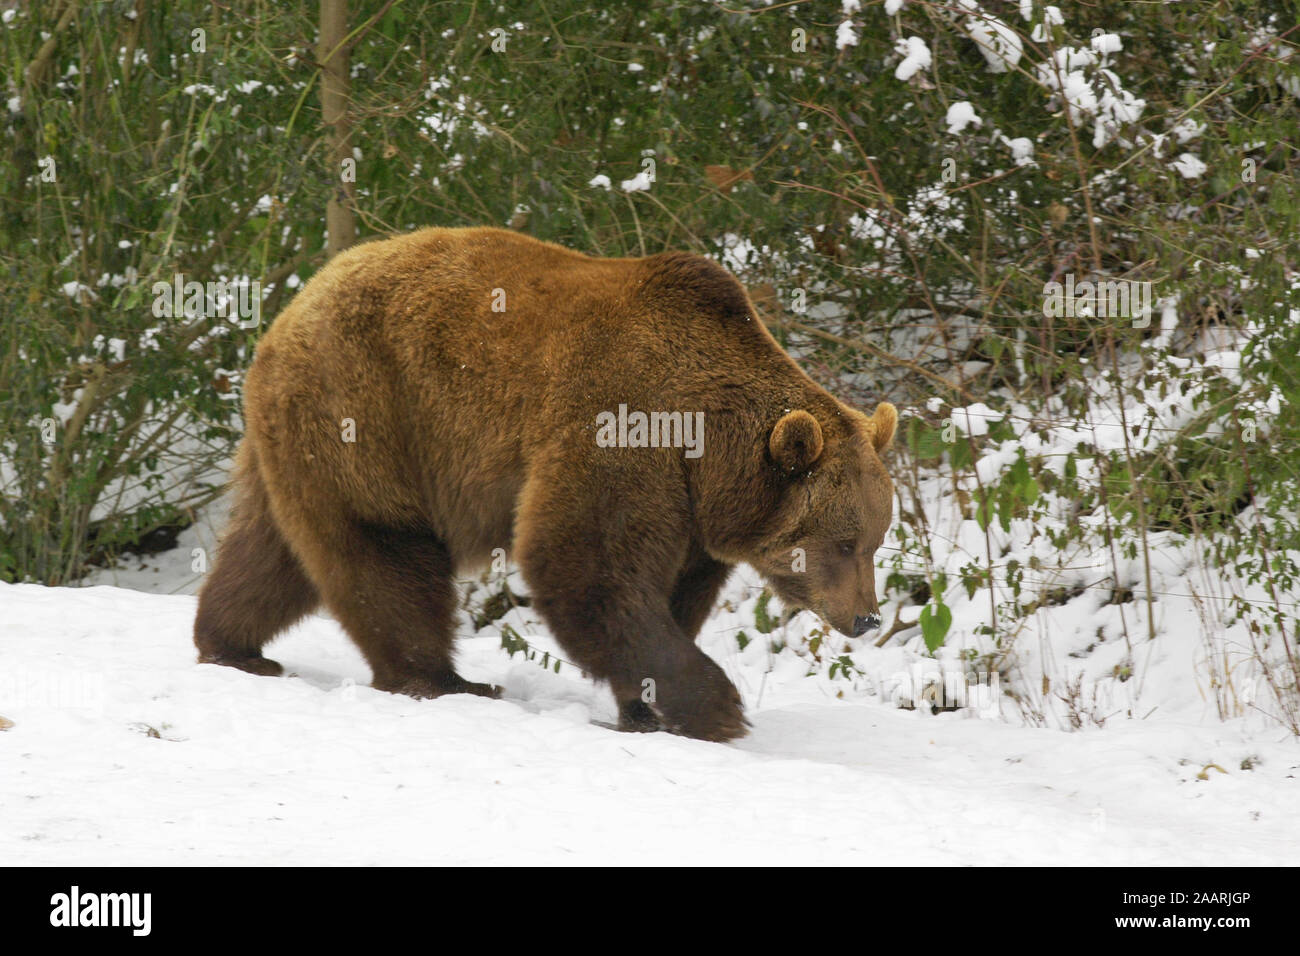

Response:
(7, 338), (1300, 865)
(2, 516), (1297, 864)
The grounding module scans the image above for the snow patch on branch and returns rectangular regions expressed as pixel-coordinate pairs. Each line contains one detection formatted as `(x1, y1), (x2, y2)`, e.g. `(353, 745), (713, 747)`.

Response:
(893, 36), (931, 81)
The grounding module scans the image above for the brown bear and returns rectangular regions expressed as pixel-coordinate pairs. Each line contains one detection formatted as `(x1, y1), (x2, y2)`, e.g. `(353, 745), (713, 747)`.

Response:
(193, 227), (897, 742)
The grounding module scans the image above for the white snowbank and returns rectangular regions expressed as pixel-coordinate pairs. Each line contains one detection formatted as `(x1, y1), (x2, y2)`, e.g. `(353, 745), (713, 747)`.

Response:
(1, 578), (1296, 865)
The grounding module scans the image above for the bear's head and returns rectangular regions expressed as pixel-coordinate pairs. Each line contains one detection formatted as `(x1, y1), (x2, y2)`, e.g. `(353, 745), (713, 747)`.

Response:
(749, 402), (897, 638)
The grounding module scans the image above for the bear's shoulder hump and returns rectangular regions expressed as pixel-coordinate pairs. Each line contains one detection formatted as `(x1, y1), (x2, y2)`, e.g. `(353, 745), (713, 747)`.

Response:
(635, 251), (753, 323)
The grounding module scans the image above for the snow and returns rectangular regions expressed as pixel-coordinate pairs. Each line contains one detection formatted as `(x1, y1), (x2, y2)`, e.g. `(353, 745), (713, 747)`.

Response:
(893, 37), (931, 82)
(945, 101), (982, 135)
(1170, 152), (1207, 179)
(620, 171), (653, 193)
(91, 335), (127, 362)
(961, 4), (1023, 74)
(950, 402), (1003, 436)
(1172, 118), (1206, 143)
(836, 21), (859, 51)
(1002, 135), (1035, 165)
(1090, 32), (1123, 56)
(3, 549), (1297, 864)
(1036, 45), (1145, 149)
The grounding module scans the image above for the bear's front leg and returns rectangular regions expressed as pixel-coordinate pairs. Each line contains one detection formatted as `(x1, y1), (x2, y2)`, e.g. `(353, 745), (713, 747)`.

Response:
(533, 593), (749, 742)
(515, 444), (749, 742)
(619, 629), (748, 742)
(617, 699), (662, 733)
(614, 647), (748, 738)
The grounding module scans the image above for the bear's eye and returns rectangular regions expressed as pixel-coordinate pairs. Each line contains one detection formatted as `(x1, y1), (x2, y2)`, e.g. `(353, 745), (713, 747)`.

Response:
(837, 541), (856, 557)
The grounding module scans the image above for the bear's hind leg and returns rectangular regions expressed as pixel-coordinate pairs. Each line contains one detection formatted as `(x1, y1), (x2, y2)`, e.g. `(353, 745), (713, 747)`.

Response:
(288, 517), (498, 700)
(194, 452), (320, 676)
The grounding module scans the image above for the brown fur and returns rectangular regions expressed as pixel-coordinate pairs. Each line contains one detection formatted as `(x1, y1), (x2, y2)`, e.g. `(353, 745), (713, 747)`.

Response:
(193, 227), (897, 742)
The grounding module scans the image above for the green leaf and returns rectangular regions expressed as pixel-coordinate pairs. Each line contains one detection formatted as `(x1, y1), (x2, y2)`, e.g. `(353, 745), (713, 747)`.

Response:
(949, 437), (972, 471)
(919, 601), (952, 653)
(754, 589), (776, 633)
(907, 418), (943, 461)
(1022, 477), (1040, 507)
(1009, 452), (1031, 487)
(987, 418), (1015, 443)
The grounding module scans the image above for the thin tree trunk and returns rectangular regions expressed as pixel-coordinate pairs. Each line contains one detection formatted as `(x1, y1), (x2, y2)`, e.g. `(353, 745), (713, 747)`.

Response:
(318, 0), (355, 258)
(23, 1), (81, 92)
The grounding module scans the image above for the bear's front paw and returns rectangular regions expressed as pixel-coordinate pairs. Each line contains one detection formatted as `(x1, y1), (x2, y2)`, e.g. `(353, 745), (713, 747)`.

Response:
(653, 656), (749, 742)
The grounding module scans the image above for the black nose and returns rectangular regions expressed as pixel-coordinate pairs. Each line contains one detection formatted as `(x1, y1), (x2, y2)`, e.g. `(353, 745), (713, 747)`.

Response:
(852, 613), (881, 637)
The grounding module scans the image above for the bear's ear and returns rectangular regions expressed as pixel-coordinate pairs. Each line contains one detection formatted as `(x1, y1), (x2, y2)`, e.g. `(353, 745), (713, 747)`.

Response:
(769, 410), (824, 474)
(868, 402), (898, 453)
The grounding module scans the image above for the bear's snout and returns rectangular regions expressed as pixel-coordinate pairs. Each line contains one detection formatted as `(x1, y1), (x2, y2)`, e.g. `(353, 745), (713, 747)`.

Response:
(852, 613), (881, 636)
